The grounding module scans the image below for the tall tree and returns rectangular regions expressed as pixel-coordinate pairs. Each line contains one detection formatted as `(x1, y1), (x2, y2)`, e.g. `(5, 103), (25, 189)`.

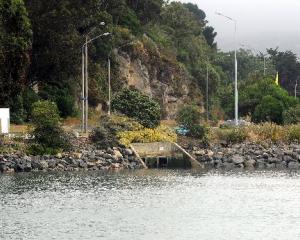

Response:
(267, 48), (300, 96)
(0, 0), (32, 121)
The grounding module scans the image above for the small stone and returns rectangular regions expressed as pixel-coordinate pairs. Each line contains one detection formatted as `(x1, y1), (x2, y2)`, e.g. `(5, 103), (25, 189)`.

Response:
(206, 150), (214, 157)
(113, 150), (123, 159)
(244, 160), (256, 168)
(124, 149), (133, 156)
(111, 163), (121, 169)
(56, 153), (63, 159)
(56, 164), (65, 171)
(73, 152), (82, 159)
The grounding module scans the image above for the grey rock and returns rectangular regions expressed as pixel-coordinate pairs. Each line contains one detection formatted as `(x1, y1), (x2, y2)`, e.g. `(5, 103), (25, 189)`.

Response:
(288, 162), (300, 169)
(266, 163), (276, 169)
(79, 160), (88, 168)
(232, 155), (244, 165)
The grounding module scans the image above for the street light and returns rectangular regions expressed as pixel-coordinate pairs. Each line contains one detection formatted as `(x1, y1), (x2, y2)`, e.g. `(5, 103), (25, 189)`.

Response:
(216, 11), (238, 126)
(82, 31), (110, 133)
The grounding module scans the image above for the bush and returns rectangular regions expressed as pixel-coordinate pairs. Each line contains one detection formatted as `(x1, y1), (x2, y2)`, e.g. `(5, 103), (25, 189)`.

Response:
(112, 88), (161, 128)
(90, 115), (143, 148)
(29, 100), (70, 155)
(117, 125), (177, 146)
(248, 123), (284, 143)
(253, 95), (284, 124)
(176, 104), (201, 128)
(283, 105), (300, 125)
(213, 128), (247, 144)
(39, 86), (76, 118)
(286, 125), (300, 143)
(187, 124), (208, 139)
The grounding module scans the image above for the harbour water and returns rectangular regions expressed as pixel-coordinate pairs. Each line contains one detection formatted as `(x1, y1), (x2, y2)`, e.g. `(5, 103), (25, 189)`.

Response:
(1, 170), (300, 240)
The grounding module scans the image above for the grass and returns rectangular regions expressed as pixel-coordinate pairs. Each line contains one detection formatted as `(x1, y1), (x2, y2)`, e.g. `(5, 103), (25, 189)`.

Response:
(210, 123), (300, 145)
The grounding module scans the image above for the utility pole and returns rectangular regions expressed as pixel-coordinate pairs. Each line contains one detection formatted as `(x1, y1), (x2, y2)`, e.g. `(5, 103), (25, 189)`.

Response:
(206, 59), (209, 122)
(295, 80), (298, 99)
(81, 47), (85, 132)
(85, 36), (88, 133)
(216, 12), (238, 126)
(108, 57), (111, 115)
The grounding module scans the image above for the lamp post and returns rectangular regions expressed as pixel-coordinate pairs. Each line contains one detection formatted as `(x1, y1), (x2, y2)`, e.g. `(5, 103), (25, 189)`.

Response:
(216, 12), (238, 126)
(82, 31), (110, 133)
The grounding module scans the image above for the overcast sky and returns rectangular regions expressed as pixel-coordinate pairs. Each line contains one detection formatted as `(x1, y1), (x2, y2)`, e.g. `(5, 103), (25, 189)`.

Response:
(177, 0), (300, 56)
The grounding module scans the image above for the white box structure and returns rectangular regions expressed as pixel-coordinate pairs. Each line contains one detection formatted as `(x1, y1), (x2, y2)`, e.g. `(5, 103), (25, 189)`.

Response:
(0, 108), (10, 134)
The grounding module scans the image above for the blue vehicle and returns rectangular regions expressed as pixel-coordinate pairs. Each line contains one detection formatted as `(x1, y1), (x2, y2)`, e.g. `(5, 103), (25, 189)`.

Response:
(175, 125), (189, 136)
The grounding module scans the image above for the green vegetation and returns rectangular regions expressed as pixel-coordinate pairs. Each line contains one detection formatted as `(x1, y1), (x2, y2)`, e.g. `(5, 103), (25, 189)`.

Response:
(90, 114), (176, 147)
(28, 101), (70, 155)
(211, 123), (300, 144)
(283, 105), (300, 125)
(90, 115), (143, 148)
(112, 88), (161, 128)
(176, 104), (208, 140)
(176, 105), (201, 129)
(1, 0), (300, 130)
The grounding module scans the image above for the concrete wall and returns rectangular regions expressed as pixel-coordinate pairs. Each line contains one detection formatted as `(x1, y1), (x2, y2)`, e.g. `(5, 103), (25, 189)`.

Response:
(131, 142), (203, 169)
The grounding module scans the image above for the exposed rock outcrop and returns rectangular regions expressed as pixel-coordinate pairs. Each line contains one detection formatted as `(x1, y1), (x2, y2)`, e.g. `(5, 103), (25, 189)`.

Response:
(116, 38), (202, 119)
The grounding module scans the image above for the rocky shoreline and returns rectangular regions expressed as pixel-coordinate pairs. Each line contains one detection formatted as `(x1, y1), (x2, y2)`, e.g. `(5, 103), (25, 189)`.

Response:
(190, 142), (300, 170)
(0, 147), (144, 174)
(1, 141), (300, 174)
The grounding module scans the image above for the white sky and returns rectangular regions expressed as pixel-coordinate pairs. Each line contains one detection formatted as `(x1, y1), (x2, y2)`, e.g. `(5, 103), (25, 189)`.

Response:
(177, 0), (300, 55)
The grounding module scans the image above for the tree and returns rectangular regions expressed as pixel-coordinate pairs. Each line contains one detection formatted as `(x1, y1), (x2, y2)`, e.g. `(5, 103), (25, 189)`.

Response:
(112, 88), (161, 128)
(176, 104), (201, 128)
(29, 100), (70, 155)
(203, 26), (217, 48)
(239, 77), (298, 124)
(253, 95), (284, 124)
(127, 0), (164, 23)
(283, 104), (300, 125)
(267, 48), (300, 96)
(0, 0), (32, 121)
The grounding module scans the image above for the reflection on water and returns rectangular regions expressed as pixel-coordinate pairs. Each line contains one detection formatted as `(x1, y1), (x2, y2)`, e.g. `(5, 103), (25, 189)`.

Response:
(1, 170), (300, 240)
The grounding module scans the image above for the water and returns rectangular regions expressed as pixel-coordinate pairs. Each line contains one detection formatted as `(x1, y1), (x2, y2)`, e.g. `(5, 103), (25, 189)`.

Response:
(1, 170), (300, 240)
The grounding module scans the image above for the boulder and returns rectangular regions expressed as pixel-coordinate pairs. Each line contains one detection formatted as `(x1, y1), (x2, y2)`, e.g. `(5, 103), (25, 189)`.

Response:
(244, 159), (256, 168)
(288, 162), (300, 169)
(232, 155), (244, 165)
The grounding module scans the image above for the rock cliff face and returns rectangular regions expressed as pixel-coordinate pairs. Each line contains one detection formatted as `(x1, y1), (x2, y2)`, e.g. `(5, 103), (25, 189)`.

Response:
(115, 39), (200, 119)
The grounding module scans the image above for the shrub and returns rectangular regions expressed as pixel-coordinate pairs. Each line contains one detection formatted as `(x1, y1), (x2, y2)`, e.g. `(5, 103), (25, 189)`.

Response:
(283, 105), (300, 125)
(176, 104), (201, 128)
(90, 115), (143, 148)
(248, 123), (284, 143)
(117, 125), (177, 147)
(112, 88), (161, 128)
(29, 100), (70, 155)
(187, 124), (208, 139)
(213, 128), (247, 144)
(253, 95), (284, 124)
(286, 125), (300, 143)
